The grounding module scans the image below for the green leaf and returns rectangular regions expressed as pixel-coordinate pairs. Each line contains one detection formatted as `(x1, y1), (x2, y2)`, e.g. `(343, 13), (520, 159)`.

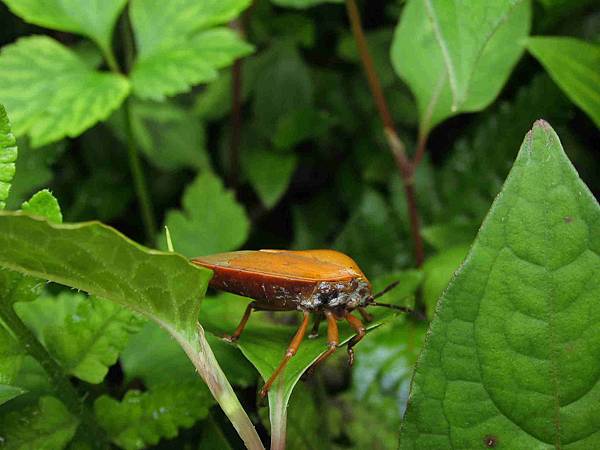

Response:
(130, 0), (253, 100)
(94, 381), (213, 450)
(6, 140), (64, 210)
(399, 121), (600, 448)
(162, 171), (250, 257)
(252, 44), (314, 140)
(121, 321), (256, 389)
(527, 36), (600, 127)
(272, 108), (333, 151)
(0, 324), (24, 404)
(391, 0), (530, 133)
(19, 292), (144, 384)
(422, 245), (469, 319)
(0, 104), (17, 210)
(421, 221), (477, 251)
(438, 74), (574, 223)
(0, 36), (130, 147)
(2, 0), (127, 57)
(110, 100), (211, 171)
(20, 189), (62, 224)
(242, 148), (298, 209)
(352, 319), (426, 410)
(0, 214), (211, 341)
(334, 189), (409, 276)
(0, 396), (79, 450)
(270, 0), (342, 8)
(0, 384), (25, 406)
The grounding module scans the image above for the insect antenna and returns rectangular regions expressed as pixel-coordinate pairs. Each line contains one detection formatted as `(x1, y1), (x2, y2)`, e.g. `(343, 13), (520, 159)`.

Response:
(372, 280), (400, 300)
(369, 301), (426, 320)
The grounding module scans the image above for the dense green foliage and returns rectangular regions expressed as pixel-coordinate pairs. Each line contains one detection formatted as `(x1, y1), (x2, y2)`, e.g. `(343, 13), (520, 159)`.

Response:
(0, 0), (598, 449)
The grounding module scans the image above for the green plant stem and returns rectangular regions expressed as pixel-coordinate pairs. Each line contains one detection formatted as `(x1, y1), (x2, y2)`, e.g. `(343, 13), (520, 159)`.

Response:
(268, 378), (287, 450)
(345, 0), (425, 268)
(0, 296), (105, 448)
(123, 99), (157, 242)
(173, 324), (265, 450)
(101, 44), (120, 73)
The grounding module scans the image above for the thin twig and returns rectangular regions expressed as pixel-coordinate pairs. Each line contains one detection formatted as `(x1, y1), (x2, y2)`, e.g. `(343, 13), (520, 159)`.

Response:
(124, 99), (157, 242)
(413, 132), (429, 168)
(345, 0), (425, 267)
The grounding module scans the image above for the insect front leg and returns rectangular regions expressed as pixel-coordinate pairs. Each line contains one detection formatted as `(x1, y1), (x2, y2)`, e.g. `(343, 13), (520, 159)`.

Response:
(306, 311), (339, 375)
(259, 311), (310, 398)
(223, 301), (256, 343)
(345, 314), (366, 366)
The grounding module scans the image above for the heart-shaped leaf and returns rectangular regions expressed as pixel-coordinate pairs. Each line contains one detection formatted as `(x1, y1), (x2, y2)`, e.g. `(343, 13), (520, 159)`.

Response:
(399, 121), (600, 448)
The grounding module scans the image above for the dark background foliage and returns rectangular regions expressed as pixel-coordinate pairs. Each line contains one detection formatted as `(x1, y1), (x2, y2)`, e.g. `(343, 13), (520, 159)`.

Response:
(0, 0), (598, 449)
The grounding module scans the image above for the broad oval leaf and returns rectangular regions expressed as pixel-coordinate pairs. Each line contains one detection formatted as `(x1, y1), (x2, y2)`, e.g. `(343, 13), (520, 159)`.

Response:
(0, 36), (130, 147)
(391, 0), (531, 133)
(399, 121), (600, 448)
(130, 0), (253, 100)
(0, 104), (17, 210)
(2, 0), (127, 57)
(527, 36), (600, 128)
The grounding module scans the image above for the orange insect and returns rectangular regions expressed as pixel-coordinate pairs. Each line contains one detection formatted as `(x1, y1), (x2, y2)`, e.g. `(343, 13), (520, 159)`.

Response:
(192, 249), (408, 397)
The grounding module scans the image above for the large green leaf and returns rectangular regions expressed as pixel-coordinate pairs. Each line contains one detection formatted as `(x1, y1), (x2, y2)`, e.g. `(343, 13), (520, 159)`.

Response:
(162, 171), (250, 257)
(0, 396), (79, 450)
(130, 0), (253, 100)
(94, 381), (213, 450)
(0, 104), (17, 210)
(391, 0), (530, 133)
(0, 214), (210, 340)
(399, 121), (600, 448)
(527, 37), (600, 127)
(2, 0), (127, 58)
(0, 36), (130, 147)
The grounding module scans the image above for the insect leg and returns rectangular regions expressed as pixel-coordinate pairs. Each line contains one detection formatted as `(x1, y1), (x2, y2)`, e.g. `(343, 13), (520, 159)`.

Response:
(223, 302), (256, 343)
(357, 307), (373, 323)
(345, 314), (366, 367)
(308, 313), (323, 339)
(306, 311), (339, 375)
(259, 311), (310, 398)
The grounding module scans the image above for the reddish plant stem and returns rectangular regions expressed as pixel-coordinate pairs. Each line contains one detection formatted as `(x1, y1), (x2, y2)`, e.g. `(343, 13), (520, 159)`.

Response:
(345, 0), (425, 267)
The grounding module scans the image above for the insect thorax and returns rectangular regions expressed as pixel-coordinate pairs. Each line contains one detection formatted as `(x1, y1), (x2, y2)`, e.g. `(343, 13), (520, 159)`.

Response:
(299, 279), (371, 313)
